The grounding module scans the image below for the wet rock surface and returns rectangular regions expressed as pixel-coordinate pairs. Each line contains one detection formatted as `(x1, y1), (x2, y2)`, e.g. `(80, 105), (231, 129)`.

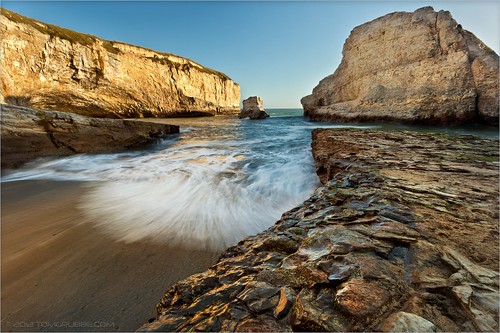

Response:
(140, 128), (498, 332)
(1, 104), (179, 168)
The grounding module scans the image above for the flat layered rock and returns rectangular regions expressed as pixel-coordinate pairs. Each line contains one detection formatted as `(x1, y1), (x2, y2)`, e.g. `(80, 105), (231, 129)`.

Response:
(141, 129), (499, 332)
(301, 7), (499, 125)
(1, 104), (179, 168)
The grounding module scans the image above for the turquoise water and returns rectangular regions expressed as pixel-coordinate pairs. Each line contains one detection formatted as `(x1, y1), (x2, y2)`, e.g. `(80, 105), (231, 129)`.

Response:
(2, 109), (497, 248)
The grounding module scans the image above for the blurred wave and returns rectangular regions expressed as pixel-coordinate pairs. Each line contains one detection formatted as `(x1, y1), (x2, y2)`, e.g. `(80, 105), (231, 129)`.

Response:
(1, 110), (379, 249)
(0, 112), (305, 248)
(79, 115), (322, 249)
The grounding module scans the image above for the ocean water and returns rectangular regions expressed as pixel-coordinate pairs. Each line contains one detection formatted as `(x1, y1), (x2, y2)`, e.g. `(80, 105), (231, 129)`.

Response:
(0, 109), (350, 249)
(2, 109), (497, 249)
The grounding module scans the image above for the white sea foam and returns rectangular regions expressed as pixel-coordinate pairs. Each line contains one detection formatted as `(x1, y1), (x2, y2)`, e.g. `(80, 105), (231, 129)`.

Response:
(77, 140), (319, 249)
(79, 151), (317, 250)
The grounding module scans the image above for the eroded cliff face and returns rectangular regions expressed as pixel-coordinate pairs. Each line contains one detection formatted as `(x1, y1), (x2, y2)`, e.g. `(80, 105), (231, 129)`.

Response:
(301, 7), (499, 125)
(0, 8), (240, 118)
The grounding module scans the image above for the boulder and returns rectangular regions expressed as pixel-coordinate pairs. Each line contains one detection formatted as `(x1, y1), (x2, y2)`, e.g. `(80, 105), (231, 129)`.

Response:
(248, 110), (270, 120)
(379, 312), (437, 332)
(1, 104), (179, 168)
(238, 96), (270, 119)
(301, 7), (499, 125)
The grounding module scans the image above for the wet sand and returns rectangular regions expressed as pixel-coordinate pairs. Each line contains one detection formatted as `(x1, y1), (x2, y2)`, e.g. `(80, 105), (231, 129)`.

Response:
(1, 180), (220, 332)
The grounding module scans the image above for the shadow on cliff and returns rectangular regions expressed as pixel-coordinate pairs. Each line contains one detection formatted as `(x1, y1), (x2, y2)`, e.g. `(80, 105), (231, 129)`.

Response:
(4, 95), (31, 107)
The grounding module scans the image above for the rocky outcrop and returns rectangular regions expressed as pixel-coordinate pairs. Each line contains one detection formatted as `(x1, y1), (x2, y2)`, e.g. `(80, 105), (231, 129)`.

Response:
(1, 104), (179, 168)
(0, 8), (240, 118)
(301, 7), (499, 126)
(239, 96), (269, 119)
(140, 129), (498, 332)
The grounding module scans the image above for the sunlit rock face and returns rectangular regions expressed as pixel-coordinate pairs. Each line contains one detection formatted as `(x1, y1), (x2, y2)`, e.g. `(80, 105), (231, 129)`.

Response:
(0, 8), (240, 118)
(301, 6), (499, 125)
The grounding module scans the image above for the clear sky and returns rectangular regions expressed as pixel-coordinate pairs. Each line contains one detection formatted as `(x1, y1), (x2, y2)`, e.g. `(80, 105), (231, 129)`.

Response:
(2, 1), (499, 108)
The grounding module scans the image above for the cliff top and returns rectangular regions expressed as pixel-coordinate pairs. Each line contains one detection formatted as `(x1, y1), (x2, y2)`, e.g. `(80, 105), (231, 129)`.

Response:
(0, 7), (233, 81)
(349, 6), (497, 56)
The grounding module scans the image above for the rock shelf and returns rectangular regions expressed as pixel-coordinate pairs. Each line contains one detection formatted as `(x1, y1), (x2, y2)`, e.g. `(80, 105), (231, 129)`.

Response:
(1, 104), (179, 168)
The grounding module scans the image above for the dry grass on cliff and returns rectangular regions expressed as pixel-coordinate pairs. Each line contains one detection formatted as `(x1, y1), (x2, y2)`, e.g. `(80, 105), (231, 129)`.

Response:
(1, 7), (233, 81)
(2, 7), (119, 54)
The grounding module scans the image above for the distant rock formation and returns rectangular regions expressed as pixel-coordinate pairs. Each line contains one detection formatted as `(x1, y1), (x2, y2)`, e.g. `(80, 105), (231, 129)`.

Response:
(1, 104), (179, 168)
(239, 96), (270, 119)
(141, 128), (499, 332)
(0, 8), (240, 118)
(301, 7), (499, 125)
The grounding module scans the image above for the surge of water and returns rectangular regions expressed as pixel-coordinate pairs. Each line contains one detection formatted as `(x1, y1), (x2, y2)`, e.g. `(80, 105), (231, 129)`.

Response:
(2, 112), (332, 249)
(2, 110), (498, 249)
(80, 153), (316, 249)
(1, 110), (374, 249)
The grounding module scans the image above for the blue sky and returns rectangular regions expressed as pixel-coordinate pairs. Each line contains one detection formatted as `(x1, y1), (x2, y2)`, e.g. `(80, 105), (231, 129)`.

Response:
(2, 1), (499, 108)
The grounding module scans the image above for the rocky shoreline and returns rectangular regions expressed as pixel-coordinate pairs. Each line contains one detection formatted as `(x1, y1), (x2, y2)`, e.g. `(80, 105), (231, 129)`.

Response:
(140, 128), (499, 332)
(1, 5), (498, 332)
(1, 104), (179, 168)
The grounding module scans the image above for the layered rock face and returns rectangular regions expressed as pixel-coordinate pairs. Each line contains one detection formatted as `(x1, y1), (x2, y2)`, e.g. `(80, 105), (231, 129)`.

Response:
(1, 104), (179, 168)
(301, 7), (499, 125)
(141, 129), (499, 332)
(239, 96), (269, 119)
(0, 8), (240, 118)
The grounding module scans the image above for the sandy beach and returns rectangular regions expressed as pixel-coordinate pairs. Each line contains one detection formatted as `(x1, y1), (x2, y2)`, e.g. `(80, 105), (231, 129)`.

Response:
(1, 180), (220, 332)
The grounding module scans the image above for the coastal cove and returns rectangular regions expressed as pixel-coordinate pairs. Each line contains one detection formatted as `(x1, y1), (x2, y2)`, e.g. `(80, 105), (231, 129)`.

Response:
(1, 3), (499, 331)
(1, 109), (498, 331)
(2, 109), (324, 249)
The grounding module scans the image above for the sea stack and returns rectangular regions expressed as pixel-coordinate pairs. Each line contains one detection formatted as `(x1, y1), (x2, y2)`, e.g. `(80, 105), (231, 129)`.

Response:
(0, 8), (240, 118)
(301, 6), (499, 125)
(239, 96), (270, 119)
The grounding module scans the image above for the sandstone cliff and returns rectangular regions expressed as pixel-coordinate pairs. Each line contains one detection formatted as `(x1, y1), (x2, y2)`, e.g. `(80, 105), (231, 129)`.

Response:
(141, 129), (498, 332)
(301, 7), (499, 125)
(1, 104), (179, 168)
(0, 8), (240, 118)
